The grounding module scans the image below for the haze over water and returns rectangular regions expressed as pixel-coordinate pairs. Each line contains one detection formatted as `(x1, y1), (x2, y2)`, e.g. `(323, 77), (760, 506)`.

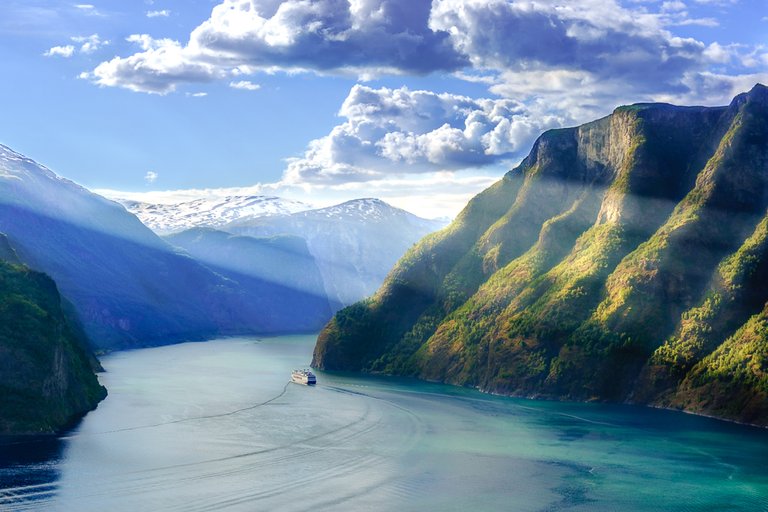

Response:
(1, 335), (767, 511)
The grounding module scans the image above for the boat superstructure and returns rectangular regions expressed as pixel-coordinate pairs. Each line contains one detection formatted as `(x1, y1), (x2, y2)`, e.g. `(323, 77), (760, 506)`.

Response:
(291, 369), (317, 385)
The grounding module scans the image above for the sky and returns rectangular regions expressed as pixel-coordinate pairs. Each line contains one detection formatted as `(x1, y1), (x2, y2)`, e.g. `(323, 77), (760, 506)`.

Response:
(1, 0), (767, 219)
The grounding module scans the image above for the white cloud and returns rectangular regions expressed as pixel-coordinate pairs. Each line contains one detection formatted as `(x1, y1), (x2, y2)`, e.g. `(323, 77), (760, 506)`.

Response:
(144, 171), (159, 184)
(702, 42), (733, 64)
(44, 45), (75, 58)
(72, 34), (108, 54)
(673, 17), (719, 26)
(186, 92), (208, 97)
(87, 35), (223, 94)
(147, 9), (171, 18)
(92, 83), (548, 219)
(661, 1), (687, 12)
(44, 34), (108, 59)
(81, 0), (754, 105)
(661, 71), (768, 105)
(229, 80), (261, 91)
(74, 3), (105, 16)
(282, 84), (566, 186)
(428, 0), (709, 96)
(84, 0), (466, 93)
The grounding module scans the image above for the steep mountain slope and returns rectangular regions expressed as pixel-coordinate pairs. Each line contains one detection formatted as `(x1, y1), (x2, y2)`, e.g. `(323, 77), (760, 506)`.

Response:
(119, 195), (311, 235)
(165, 228), (335, 320)
(0, 145), (327, 349)
(0, 235), (106, 434)
(0, 232), (20, 264)
(226, 199), (446, 306)
(314, 84), (768, 426)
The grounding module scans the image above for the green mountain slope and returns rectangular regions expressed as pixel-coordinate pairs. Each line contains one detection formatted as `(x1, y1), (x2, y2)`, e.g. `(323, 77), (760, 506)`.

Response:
(313, 84), (768, 426)
(0, 234), (106, 434)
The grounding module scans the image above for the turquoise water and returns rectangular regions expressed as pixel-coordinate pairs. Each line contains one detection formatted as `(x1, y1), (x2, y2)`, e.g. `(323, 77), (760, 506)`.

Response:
(1, 335), (767, 511)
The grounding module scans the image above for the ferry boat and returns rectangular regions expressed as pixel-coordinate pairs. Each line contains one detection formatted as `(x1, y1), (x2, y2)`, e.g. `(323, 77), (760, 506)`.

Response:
(291, 369), (317, 385)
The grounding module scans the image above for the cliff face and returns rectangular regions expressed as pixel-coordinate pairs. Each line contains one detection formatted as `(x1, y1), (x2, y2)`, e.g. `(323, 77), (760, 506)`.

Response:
(0, 237), (106, 434)
(313, 84), (768, 426)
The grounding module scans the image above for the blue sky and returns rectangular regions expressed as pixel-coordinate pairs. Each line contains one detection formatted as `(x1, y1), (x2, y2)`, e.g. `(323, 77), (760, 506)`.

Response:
(1, 0), (766, 218)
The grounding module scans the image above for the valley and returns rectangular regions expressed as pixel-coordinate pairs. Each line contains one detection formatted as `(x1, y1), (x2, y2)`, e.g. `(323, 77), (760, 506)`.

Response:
(2, 1), (766, 508)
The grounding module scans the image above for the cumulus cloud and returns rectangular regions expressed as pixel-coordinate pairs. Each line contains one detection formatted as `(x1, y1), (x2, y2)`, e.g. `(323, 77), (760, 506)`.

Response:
(44, 34), (108, 58)
(230, 80), (261, 90)
(429, 0), (711, 97)
(661, 71), (768, 105)
(44, 45), (75, 58)
(191, 0), (465, 72)
(85, 0), (467, 93)
(147, 9), (171, 17)
(282, 84), (566, 185)
(144, 171), (159, 184)
(86, 35), (223, 94)
(80, 0), (758, 106)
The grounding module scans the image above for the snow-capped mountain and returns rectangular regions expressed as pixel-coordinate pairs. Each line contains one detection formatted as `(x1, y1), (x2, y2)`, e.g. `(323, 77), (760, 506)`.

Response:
(224, 198), (447, 306)
(0, 144), (162, 248)
(117, 195), (312, 234)
(0, 144), (333, 349)
(295, 198), (404, 221)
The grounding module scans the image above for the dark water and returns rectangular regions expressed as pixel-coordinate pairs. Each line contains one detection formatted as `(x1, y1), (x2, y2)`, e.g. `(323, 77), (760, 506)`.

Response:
(1, 335), (767, 511)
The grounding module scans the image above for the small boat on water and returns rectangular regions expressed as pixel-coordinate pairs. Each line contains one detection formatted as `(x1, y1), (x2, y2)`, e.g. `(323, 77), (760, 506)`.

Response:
(291, 369), (317, 385)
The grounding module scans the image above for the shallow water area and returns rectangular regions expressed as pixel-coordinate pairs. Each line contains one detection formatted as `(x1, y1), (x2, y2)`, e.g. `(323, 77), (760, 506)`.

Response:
(1, 334), (767, 511)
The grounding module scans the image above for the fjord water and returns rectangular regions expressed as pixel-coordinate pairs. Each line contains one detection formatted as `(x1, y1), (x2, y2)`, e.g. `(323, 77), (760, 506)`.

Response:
(1, 336), (767, 511)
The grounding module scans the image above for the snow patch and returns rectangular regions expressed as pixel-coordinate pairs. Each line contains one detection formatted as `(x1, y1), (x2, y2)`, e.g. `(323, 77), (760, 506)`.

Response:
(118, 195), (313, 234)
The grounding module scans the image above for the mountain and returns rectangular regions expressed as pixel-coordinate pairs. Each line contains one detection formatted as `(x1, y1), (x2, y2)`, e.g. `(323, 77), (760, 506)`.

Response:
(0, 234), (106, 434)
(0, 144), (329, 350)
(119, 195), (311, 235)
(313, 84), (768, 427)
(165, 228), (336, 318)
(225, 198), (446, 306)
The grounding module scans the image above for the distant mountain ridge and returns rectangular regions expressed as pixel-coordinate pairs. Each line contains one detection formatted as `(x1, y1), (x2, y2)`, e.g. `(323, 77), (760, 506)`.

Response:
(313, 84), (768, 427)
(165, 228), (336, 317)
(123, 194), (444, 308)
(117, 195), (312, 234)
(225, 198), (446, 306)
(0, 144), (332, 350)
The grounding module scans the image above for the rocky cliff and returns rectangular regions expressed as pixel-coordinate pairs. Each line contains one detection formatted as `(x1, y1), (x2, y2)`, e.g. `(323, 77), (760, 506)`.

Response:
(0, 234), (106, 434)
(313, 84), (768, 426)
